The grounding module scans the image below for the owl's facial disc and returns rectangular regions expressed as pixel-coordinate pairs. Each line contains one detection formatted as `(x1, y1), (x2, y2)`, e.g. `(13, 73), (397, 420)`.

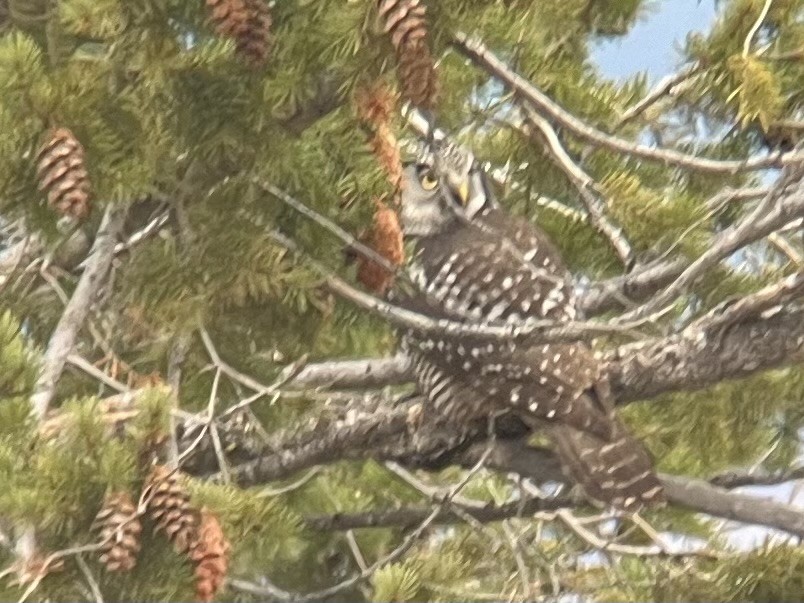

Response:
(426, 142), (490, 219)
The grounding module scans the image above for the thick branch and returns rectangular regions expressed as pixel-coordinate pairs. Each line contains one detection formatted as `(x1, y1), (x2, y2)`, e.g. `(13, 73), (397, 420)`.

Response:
(661, 474), (804, 538)
(286, 353), (411, 389)
(30, 205), (128, 419)
(306, 494), (575, 531)
(278, 306), (804, 403)
(709, 465), (804, 489)
(607, 308), (804, 403)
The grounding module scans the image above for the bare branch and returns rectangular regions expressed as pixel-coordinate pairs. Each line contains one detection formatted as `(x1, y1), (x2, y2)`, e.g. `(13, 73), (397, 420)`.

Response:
(305, 494), (574, 531)
(618, 171), (804, 321)
(30, 204), (128, 419)
(275, 307), (804, 405)
(519, 105), (634, 265)
(267, 229), (648, 345)
(453, 32), (803, 174)
(607, 307), (804, 403)
(616, 63), (702, 128)
(743, 0), (775, 57)
(661, 474), (804, 539)
(709, 465), (804, 489)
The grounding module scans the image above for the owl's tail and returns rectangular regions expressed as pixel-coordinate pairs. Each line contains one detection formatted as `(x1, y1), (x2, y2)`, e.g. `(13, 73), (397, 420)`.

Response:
(547, 419), (664, 509)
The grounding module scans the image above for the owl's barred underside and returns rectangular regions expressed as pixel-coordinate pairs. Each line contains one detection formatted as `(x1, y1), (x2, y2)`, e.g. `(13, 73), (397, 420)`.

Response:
(394, 158), (663, 509)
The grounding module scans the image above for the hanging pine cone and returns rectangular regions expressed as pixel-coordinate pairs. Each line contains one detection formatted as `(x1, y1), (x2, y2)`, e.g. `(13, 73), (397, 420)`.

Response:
(356, 83), (403, 192)
(190, 509), (231, 603)
(35, 127), (92, 220)
(143, 465), (198, 554)
(377, 0), (438, 109)
(92, 491), (142, 572)
(356, 205), (405, 295)
(205, 0), (272, 66)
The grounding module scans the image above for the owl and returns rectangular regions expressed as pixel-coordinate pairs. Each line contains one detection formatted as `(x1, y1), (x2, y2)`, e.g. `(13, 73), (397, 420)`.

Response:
(393, 143), (663, 509)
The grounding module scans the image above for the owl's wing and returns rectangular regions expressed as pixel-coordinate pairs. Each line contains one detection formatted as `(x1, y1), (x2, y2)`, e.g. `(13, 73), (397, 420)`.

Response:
(401, 215), (577, 326)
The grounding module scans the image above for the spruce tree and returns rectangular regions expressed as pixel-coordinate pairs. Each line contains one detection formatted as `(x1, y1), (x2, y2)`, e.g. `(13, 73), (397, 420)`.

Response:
(0, 0), (802, 601)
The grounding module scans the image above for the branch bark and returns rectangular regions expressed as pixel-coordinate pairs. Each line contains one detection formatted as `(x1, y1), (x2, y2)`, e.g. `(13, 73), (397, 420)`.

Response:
(277, 307), (804, 404)
(453, 32), (802, 174)
(30, 204), (128, 419)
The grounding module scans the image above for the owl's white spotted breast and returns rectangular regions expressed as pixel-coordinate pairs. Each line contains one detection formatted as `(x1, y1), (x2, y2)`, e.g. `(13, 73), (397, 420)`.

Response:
(397, 208), (610, 437)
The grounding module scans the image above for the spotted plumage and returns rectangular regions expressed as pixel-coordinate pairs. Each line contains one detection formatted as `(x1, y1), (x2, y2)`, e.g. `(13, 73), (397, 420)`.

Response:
(395, 153), (663, 509)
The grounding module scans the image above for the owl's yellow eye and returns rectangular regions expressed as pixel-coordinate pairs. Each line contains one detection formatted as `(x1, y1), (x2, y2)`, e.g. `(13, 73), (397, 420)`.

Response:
(420, 171), (438, 191)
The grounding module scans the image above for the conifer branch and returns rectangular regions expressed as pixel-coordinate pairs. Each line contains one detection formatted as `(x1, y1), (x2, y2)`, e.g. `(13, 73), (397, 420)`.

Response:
(30, 203), (128, 419)
(518, 105), (635, 266)
(709, 465), (804, 489)
(453, 32), (803, 174)
(222, 416), (804, 540)
(615, 63), (703, 128)
(617, 169), (804, 321)
(267, 228), (648, 345)
(232, 441), (492, 602)
(275, 306), (804, 404)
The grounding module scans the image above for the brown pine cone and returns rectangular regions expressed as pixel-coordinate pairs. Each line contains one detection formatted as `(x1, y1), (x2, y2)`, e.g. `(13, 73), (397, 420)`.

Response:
(356, 83), (403, 191)
(92, 491), (142, 572)
(205, 0), (272, 66)
(376, 0), (438, 109)
(190, 509), (231, 603)
(35, 127), (92, 220)
(143, 465), (197, 554)
(356, 205), (405, 295)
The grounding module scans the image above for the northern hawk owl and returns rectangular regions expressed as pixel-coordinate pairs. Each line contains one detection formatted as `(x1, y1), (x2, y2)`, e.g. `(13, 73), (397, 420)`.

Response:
(394, 143), (663, 509)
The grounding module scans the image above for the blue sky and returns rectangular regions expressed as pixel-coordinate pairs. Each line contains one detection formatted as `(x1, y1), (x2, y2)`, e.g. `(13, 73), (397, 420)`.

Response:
(592, 0), (718, 82)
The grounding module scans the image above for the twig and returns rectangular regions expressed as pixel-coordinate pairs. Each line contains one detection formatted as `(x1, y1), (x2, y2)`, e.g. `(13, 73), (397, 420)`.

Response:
(617, 171), (804, 321)
(767, 232), (802, 266)
(16, 542), (103, 603)
(691, 271), (804, 332)
(519, 106), (634, 265)
(75, 554), (104, 603)
(176, 367), (221, 467)
(232, 445), (495, 601)
(345, 531), (368, 572)
(257, 468), (323, 497)
(616, 63), (702, 128)
(199, 327), (309, 420)
(554, 507), (721, 558)
(501, 520), (533, 600)
(66, 354), (131, 394)
(454, 32), (802, 174)
(252, 178), (406, 283)
(709, 465), (804, 489)
(267, 228), (649, 345)
(743, 0), (774, 57)
(113, 211), (169, 256)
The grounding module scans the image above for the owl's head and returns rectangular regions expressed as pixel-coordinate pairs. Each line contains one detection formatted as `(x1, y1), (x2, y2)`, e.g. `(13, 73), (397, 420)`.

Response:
(399, 142), (496, 237)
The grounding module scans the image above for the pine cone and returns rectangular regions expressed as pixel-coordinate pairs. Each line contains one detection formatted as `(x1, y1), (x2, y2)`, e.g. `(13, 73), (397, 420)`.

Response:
(35, 127), (92, 220)
(377, 0), (438, 109)
(205, 0), (272, 66)
(190, 509), (231, 603)
(144, 465), (197, 554)
(92, 491), (142, 572)
(356, 83), (403, 191)
(356, 205), (405, 295)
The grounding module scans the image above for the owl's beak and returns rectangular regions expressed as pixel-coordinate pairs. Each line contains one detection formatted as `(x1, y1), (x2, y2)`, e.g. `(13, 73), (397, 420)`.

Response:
(457, 180), (470, 205)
